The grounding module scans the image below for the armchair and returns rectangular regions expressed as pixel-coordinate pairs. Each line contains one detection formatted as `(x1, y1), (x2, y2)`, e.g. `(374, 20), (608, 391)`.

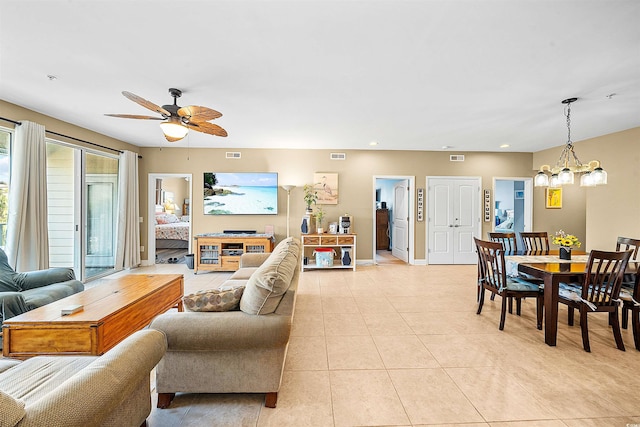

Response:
(0, 249), (84, 326)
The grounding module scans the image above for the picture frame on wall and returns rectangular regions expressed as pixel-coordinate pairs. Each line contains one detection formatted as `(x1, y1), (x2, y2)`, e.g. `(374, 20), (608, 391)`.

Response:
(313, 173), (338, 205)
(514, 190), (525, 199)
(545, 188), (562, 209)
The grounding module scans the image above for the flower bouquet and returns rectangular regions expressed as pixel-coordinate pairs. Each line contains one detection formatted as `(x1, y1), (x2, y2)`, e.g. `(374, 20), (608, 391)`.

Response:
(552, 230), (581, 260)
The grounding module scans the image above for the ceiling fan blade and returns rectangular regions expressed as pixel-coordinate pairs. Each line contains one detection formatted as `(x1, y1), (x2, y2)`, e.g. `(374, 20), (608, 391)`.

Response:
(164, 134), (184, 143)
(122, 91), (171, 117)
(104, 114), (165, 120)
(186, 121), (228, 137)
(178, 105), (222, 121)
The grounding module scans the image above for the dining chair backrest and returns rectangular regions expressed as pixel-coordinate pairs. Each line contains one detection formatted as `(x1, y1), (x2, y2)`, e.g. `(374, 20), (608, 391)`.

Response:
(475, 238), (506, 293)
(582, 249), (632, 306)
(616, 236), (640, 261)
(520, 232), (550, 254)
(488, 232), (518, 254)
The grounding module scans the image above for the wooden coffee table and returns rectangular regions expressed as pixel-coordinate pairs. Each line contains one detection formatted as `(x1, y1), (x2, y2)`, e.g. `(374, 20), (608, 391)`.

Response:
(2, 274), (183, 358)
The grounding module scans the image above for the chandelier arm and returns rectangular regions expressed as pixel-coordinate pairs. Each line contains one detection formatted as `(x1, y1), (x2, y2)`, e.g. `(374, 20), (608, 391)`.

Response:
(534, 97), (606, 186)
(569, 145), (584, 169)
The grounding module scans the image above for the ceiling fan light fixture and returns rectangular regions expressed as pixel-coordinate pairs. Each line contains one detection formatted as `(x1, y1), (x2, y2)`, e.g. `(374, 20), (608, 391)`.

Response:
(160, 118), (189, 140)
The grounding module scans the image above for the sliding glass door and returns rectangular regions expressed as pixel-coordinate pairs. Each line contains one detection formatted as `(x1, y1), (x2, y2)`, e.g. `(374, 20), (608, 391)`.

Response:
(47, 142), (119, 280)
(85, 153), (118, 278)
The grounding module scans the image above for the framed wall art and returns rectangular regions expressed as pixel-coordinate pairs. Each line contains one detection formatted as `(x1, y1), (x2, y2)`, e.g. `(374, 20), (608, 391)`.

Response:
(313, 173), (338, 205)
(545, 188), (562, 209)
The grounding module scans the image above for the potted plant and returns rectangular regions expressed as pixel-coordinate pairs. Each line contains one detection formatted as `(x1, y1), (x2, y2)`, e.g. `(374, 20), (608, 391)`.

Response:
(314, 205), (325, 233)
(303, 184), (318, 213)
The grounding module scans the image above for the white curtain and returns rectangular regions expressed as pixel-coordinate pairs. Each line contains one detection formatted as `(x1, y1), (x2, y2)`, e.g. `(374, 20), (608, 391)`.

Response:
(115, 150), (140, 269)
(6, 121), (49, 271)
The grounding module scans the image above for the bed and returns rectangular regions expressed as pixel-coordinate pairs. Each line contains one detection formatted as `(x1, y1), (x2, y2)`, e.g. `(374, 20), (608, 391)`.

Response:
(495, 209), (514, 232)
(155, 213), (190, 249)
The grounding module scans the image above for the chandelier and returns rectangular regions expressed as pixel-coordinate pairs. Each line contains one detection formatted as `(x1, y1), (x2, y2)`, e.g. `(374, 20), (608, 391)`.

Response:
(534, 98), (607, 187)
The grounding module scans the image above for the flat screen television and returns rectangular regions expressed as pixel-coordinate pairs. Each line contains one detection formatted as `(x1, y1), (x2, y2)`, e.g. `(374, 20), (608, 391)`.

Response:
(204, 172), (278, 215)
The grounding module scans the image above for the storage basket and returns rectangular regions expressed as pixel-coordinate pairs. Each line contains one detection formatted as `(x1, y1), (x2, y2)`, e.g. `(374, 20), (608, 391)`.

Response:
(313, 248), (335, 267)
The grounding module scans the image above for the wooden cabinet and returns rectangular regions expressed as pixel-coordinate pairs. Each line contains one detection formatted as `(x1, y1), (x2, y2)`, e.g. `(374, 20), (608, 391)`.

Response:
(301, 234), (356, 272)
(194, 234), (274, 273)
(376, 208), (389, 250)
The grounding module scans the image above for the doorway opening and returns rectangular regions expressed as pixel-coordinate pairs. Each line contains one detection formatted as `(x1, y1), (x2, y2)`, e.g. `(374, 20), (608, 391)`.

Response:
(372, 176), (415, 265)
(147, 173), (193, 265)
(492, 177), (533, 247)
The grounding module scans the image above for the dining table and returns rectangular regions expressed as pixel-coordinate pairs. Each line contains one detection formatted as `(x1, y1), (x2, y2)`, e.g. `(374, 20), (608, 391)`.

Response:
(504, 250), (638, 347)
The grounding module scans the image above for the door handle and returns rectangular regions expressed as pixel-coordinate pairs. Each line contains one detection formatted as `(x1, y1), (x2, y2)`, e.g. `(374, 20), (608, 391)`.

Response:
(453, 225), (459, 227)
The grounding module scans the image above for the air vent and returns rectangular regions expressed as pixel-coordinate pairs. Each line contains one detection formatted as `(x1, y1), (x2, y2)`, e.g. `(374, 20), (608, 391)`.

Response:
(226, 152), (241, 159)
(330, 152), (346, 160)
(450, 154), (465, 162)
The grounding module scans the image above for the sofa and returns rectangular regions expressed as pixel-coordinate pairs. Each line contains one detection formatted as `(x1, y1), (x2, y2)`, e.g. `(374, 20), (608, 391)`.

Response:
(150, 236), (300, 409)
(0, 248), (84, 326)
(0, 329), (166, 427)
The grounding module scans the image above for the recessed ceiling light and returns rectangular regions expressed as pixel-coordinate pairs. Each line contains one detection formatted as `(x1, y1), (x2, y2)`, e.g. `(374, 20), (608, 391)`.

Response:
(369, 141), (378, 146)
(500, 144), (510, 148)
(47, 75), (57, 81)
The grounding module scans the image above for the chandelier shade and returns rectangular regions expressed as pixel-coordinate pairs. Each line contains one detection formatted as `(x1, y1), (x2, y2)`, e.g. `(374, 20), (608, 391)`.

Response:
(534, 98), (606, 187)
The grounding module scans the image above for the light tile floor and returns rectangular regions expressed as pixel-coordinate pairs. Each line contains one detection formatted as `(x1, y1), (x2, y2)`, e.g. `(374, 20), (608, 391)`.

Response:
(122, 262), (640, 427)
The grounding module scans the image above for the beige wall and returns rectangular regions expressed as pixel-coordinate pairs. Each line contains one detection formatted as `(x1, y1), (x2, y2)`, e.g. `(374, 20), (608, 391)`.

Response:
(4, 99), (637, 262)
(160, 177), (189, 214)
(138, 147), (535, 261)
(533, 127), (640, 251)
(0, 100), (138, 154)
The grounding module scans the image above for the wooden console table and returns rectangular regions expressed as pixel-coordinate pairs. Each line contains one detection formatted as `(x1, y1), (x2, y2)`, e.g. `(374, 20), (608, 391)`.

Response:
(301, 233), (356, 271)
(2, 274), (183, 358)
(194, 233), (274, 273)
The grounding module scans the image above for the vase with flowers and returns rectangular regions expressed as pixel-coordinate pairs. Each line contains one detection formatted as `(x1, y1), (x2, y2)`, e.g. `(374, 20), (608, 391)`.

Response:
(552, 230), (581, 260)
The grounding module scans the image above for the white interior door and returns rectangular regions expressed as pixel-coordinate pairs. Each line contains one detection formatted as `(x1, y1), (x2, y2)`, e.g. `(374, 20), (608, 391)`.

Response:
(391, 180), (409, 262)
(427, 177), (480, 264)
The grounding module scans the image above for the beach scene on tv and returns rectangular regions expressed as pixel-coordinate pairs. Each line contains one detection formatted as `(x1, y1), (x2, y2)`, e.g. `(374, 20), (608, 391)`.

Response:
(204, 172), (278, 215)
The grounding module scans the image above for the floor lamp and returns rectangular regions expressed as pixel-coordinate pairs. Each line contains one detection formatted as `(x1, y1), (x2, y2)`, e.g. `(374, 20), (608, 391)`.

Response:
(282, 185), (296, 238)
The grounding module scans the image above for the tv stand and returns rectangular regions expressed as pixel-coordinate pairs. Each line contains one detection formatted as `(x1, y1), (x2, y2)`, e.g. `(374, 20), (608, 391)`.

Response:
(194, 233), (274, 273)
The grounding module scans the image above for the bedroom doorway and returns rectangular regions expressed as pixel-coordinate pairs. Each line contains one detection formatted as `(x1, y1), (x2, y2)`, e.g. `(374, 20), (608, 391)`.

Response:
(372, 175), (415, 265)
(492, 178), (533, 247)
(147, 173), (193, 266)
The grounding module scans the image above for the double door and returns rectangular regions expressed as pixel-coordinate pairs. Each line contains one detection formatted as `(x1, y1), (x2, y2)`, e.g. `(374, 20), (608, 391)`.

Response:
(427, 177), (480, 264)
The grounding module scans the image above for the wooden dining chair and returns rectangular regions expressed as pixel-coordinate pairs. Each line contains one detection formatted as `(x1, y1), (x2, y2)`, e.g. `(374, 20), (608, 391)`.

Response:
(616, 236), (640, 347)
(488, 232), (525, 309)
(474, 238), (543, 331)
(558, 249), (632, 352)
(520, 232), (550, 255)
(619, 268), (640, 351)
(488, 232), (518, 254)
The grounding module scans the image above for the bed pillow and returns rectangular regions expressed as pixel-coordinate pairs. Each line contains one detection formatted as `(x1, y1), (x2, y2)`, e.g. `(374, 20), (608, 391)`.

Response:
(156, 213), (180, 224)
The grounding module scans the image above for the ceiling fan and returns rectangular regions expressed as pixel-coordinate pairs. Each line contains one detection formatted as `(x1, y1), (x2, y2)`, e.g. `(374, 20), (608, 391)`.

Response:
(105, 88), (227, 142)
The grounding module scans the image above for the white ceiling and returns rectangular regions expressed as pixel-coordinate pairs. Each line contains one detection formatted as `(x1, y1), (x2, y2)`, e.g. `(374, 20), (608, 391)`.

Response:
(1, 1), (639, 152)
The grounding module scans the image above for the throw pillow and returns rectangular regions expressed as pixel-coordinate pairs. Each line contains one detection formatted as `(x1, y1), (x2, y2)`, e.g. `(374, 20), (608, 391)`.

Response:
(0, 391), (26, 427)
(183, 285), (245, 312)
(240, 237), (300, 315)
